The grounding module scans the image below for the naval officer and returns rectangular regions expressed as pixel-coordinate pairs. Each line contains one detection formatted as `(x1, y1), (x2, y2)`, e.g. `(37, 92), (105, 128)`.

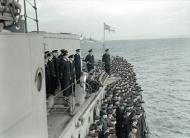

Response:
(102, 49), (111, 75)
(85, 49), (95, 72)
(74, 49), (82, 84)
(45, 52), (54, 97)
(47, 52), (56, 94)
(69, 55), (76, 95)
(52, 50), (60, 90)
(59, 49), (72, 97)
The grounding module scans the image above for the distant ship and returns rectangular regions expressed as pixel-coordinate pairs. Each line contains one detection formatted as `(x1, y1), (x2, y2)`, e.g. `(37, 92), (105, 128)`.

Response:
(80, 35), (99, 43)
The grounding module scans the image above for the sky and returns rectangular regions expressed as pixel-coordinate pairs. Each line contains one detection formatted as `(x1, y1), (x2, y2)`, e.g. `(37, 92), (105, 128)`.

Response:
(23, 0), (190, 40)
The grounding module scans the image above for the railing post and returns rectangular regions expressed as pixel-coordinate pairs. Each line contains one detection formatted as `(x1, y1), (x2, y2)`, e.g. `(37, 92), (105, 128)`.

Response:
(70, 83), (74, 115)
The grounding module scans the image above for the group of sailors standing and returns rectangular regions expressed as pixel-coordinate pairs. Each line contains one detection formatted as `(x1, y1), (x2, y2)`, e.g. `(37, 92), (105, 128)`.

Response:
(87, 57), (148, 138)
(85, 48), (111, 75)
(45, 48), (111, 107)
(45, 49), (81, 99)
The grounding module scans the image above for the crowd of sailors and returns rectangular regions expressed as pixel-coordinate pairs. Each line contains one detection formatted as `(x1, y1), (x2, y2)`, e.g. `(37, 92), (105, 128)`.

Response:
(86, 57), (148, 138)
(45, 48), (111, 108)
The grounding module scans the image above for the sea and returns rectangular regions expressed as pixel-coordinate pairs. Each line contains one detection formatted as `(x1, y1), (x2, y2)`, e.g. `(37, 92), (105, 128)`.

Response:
(81, 38), (190, 138)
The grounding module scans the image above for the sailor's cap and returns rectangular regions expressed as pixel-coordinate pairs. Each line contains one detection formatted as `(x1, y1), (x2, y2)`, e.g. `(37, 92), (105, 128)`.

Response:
(109, 128), (116, 134)
(107, 109), (113, 114)
(94, 116), (100, 120)
(132, 123), (138, 129)
(112, 106), (117, 109)
(60, 49), (65, 53)
(119, 103), (125, 107)
(88, 49), (93, 52)
(52, 50), (58, 53)
(126, 103), (133, 107)
(101, 110), (107, 115)
(89, 125), (96, 131)
(45, 51), (50, 54)
(125, 109), (132, 112)
(111, 117), (116, 122)
(61, 49), (68, 54)
(101, 105), (107, 110)
(68, 55), (74, 58)
(90, 132), (99, 137)
(107, 122), (114, 127)
(96, 120), (102, 126)
(135, 109), (143, 115)
(105, 49), (109, 52)
(46, 53), (51, 57)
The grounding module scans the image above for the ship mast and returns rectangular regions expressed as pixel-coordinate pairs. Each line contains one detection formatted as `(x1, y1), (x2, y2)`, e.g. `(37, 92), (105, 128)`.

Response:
(102, 22), (115, 54)
(103, 22), (106, 52)
(23, 0), (39, 33)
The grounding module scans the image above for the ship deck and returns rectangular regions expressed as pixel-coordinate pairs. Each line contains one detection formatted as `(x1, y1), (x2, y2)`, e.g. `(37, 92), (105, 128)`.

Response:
(47, 76), (118, 138)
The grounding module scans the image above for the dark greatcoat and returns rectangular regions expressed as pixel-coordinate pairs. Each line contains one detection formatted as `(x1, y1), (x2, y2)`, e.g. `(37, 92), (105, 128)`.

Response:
(45, 64), (54, 97)
(102, 53), (111, 75)
(85, 54), (94, 72)
(59, 58), (71, 97)
(124, 113), (133, 138)
(52, 56), (60, 89)
(74, 54), (81, 83)
(47, 60), (56, 95)
(69, 61), (76, 94)
(116, 107), (124, 138)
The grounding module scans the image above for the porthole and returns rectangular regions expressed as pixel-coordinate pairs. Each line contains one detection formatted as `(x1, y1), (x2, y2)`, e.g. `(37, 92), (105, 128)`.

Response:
(35, 67), (43, 92)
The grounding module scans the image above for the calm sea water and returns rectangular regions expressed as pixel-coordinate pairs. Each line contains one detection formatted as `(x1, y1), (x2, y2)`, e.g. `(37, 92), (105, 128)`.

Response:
(81, 38), (190, 138)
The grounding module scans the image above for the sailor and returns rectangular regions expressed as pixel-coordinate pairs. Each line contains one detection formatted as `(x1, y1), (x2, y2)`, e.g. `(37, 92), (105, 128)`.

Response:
(102, 49), (111, 75)
(94, 115), (100, 124)
(85, 49), (95, 72)
(69, 55), (76, 96)
(45, 53), (54, 97)
(59, 49), (72, 97)
(45, 53), (56, 109)
(115, 103), (125, 138)
(123, 109), (133, 138)
(128, 125), (138, 138)
(47, 52), (56, 95)
(100, 110), (108, 137)
(89, 132), (99, 138)
(74, 49), (82, 84)
(108, 128), (117, 138)
(107, 109), (113, 124)
(52, 50), (60, 90)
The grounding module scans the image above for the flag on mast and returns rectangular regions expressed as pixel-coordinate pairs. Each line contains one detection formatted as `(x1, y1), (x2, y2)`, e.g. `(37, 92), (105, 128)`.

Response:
(104, 23), (115, 32)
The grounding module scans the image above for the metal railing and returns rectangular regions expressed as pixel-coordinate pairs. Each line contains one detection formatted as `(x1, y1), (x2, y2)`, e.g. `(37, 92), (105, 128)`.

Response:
(47, 80), (77, 115)
(47, 78), (93, 115)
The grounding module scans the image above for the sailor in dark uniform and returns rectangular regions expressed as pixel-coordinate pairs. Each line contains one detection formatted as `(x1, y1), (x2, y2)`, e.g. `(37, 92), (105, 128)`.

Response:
(85, 49), (95, 72)
(123, 109), (133, 138)
(45, 52), (54, 97)
(59, 49), (72, 97)
(47, 52), (56, 95)
(115, 103), (125, 138)
(74, 49), (82, 84)
(69, 55), (76, 96)
(52, 50), (60, 90)
(100, 110), (108, 138)
(102, 49), (111, 75)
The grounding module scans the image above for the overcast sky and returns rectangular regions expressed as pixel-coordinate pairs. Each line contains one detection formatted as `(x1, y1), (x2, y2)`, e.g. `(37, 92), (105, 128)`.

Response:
(24, 0), (190, 40)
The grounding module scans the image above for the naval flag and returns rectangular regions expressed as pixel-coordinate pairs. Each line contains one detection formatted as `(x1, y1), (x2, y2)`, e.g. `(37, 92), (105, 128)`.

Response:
(104, 23), (115, 32)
